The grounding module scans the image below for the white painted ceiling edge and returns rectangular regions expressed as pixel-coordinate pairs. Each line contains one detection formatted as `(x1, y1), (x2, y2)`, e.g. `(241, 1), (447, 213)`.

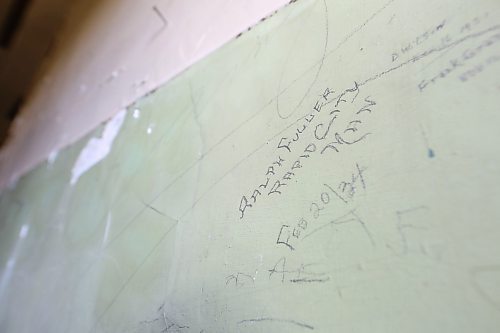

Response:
(0, 0), (290, 191)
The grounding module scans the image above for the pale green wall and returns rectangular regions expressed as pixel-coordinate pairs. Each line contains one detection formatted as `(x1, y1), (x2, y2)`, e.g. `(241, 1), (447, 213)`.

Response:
(1, 0), (500, 332)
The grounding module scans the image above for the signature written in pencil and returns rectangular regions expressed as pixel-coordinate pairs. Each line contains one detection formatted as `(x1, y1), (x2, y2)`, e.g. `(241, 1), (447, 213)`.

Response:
(276, 163), (368, 251)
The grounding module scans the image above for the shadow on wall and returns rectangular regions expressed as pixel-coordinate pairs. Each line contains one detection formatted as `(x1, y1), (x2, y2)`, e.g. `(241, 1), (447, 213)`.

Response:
(0, 0), (115, 146)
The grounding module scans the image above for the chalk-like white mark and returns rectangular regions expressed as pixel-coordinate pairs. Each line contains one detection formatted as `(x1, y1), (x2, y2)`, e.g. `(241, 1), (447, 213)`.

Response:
(102, 212), (112, 247)
(147, 123), (155, 135)
(47, 149), (59, 165)
(6, 258), (15, 269)
(70, 110), (126, 185)
(256, 254), (264, 263)
(195, 33), (207, 53)
(19, 225), (29, 239)
(107, 68), (125, 82)
(0, 257), (16, 302)
(133, 109), (141, 119)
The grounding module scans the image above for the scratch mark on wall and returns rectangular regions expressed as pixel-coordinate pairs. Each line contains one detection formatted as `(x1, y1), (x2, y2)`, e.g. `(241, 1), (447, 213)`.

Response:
(238, 317), (314, 330)
(153, 5), (168, 28)
(150, 5), (169, 42)
(419, 124), (435, 158)
(276, 0), (329, 120)
(470, 265), (500, 312)
(141, 199), (167, 217)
